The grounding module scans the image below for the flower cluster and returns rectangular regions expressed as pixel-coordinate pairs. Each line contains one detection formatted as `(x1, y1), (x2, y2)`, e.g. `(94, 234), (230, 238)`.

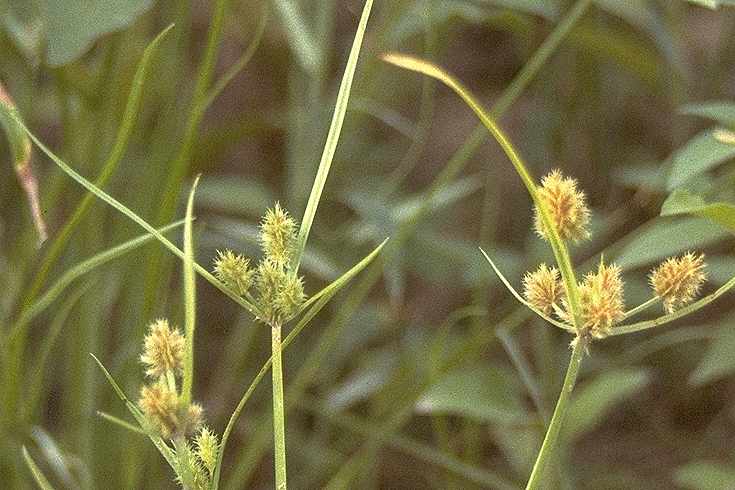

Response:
(213, 203), (306, 326)
(136, 319), (220, 489)
(521, 170), (708, 341)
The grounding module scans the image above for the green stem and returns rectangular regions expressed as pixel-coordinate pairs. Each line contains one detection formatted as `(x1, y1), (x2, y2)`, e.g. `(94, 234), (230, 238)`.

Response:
(271, 324), (287, 490)
(525, 336), (586, 490)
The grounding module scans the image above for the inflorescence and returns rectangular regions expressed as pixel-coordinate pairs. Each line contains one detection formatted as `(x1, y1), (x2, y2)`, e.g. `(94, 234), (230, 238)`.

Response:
(136, 319), (220, 489)
(213, 203), (307, 326)
(521, 170), (708, 340)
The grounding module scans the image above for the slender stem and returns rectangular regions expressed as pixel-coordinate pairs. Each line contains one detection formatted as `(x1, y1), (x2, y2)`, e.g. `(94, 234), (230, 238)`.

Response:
(526, 336), (587, 490)
(622, 296), (660, 320)
(271, 323), (287, 490)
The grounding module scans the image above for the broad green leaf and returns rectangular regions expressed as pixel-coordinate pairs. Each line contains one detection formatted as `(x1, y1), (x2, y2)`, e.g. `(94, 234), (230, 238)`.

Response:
(43, 0), (154, 66)
(661, 189), (735, 233)
(689, 323), (735, 386)
(564, 368), (650, 440)
(675, 461), (735, 490)
(293, 0), (374, 271)
(415, 364), (527, 424)
(273, 0), (319, 75)
(481, 0), (560, 18)
(666, 129), (735, 190)
(613, 217), (729, 271)
(680, 101), (735, 129)
(22, 446), (55, 490)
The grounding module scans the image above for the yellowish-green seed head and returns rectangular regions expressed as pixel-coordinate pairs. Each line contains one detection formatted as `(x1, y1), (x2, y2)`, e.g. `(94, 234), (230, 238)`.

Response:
(534, 169), (591, 243)
(140, 319), (185, 378)
(259, 202), (298, 266)
(523, 263), (565, 315)
(650, 252), (707, 313)
(574, 260), (625, 339)
(195, 427), (219, 475)
(275, 273), (306, 322)
(213, 249), (254, 296)
(138, 381), (180, 439)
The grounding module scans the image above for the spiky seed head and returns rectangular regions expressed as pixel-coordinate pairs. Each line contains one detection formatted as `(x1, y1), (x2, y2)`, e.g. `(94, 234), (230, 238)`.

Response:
(138, 381), (180, 439)
(213, 249), (254, 296)
(195, 427), (219, 475)
(523, 263), (565, 315)
(575, 261), (625, 339)
(650, 252), (707, 313)
(260, 202), (298, 266)
(254, 259), (284, 321)
(534, 169), (591, 243)
(140, 319), (185, 378)
(275, 273), (306, 322)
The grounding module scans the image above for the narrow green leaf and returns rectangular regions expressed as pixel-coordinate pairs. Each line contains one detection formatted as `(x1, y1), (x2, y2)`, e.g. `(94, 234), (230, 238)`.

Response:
(97, 411), (146, 435)
(661, 189), (735, 233)
(0, 109), (261, 315)
(89, 354), (128, 402)
(25, 23), (174, 303)
(9, 220), (186, 344)
(22, 446), (56, 490)
(293, 0), (375, 271)
(182, 175), (200, 405)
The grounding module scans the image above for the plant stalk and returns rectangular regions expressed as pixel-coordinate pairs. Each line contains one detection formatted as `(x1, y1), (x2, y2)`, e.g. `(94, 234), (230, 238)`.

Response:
(271, 323), (287, 490)
(525, 336), (587, 490)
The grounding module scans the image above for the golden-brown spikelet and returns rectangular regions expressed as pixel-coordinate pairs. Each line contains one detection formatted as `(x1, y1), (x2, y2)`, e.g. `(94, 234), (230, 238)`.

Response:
(138, 382), (180, 438)
(574, 261), (625, 338)
(534, 169), (591, 243)
(650, 252), (707, 313)
(523, 263), (565, 315)
(140, 319), (185, 378)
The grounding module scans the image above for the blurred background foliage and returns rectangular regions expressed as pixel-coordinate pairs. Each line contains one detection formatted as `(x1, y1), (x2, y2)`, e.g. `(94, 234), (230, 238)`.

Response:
(2, 0), (735, 488)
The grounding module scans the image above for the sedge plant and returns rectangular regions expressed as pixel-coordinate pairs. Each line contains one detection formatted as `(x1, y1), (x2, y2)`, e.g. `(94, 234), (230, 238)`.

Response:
(382, 53), (735, 490)
(3, 0), (380, 488)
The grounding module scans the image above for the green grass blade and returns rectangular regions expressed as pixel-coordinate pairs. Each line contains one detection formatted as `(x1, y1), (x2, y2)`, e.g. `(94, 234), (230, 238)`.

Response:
(273, 0), (320, 75)
(96, 411), (146, 435)
(292, 0), (374, 272)
(22, 24), (174, 305)
(182, 175), (200, 405)
(211, 238), (387, 490)
(22, 446), (56, 490)
(382, 53), (582, 328)
(90, 354), (178, 469)
(8, 220), (185, 344)
(0, 110), (261, 316)
(201, 3), (269, 111)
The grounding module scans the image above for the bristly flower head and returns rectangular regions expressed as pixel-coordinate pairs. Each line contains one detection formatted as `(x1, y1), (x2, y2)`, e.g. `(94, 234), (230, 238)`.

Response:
(574, 260), (625, 339)
(138, 381), (181, 438)
(650, 252), (707, 313)
(213, 249), (254, 296)
(195, 427), (219, 475)
(254, 260), (305, 324)
(534, 169), (591, 243)
(140, 319), (185, 378)
(260, 202), (298, 266)
(523, 263), (565, 315)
